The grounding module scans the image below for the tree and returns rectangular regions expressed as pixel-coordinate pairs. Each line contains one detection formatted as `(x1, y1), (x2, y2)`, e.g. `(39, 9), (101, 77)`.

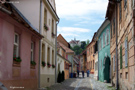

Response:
(71, 45), (83, 55)
(81, 41), (86, 50)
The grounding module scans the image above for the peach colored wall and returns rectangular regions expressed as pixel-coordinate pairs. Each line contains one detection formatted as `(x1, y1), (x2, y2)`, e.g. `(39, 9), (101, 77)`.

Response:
(0, 15), (40, 89)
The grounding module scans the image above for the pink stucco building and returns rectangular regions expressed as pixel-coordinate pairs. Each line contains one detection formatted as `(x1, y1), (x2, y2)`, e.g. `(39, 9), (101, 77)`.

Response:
(0, 4), (42, 90)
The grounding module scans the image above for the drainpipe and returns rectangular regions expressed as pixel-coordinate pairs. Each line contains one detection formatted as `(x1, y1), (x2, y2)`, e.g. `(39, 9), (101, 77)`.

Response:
(55, 20), (59, 83)
(133, 0), (135, 89)
(38, 0), (42, 88)
(115, 2), (119, 90)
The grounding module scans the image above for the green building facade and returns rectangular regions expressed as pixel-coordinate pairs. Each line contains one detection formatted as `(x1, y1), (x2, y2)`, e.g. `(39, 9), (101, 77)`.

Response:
(96, 19), (111, 83)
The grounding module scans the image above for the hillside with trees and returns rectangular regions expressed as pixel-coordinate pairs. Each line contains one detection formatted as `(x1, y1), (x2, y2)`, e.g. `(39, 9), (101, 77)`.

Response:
(70, 39), (90, 55)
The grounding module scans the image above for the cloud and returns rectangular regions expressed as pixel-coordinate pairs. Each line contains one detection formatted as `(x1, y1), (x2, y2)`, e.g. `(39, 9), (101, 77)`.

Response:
(55, 0), (108, 19)
(57, 26), (91, 41)
(58, 26), (91, 33)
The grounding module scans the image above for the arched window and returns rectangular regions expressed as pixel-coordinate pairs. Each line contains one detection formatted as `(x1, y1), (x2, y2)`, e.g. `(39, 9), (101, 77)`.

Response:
(103, 33), (105, 47)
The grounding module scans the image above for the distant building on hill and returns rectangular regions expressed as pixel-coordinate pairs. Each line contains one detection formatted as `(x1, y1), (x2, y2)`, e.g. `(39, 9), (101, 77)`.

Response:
(69, 38), (81, 48)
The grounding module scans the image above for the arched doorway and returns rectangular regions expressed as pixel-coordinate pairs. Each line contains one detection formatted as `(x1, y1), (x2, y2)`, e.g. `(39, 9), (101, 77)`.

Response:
(103, 56), (110, 83)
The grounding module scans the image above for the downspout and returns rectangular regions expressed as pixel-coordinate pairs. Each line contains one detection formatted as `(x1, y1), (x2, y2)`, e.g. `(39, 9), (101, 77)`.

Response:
(55, 20), (59, 83)
(133, 0), (135, 89)
(38, 0), (42, 88)
(116, 2), (119, 90)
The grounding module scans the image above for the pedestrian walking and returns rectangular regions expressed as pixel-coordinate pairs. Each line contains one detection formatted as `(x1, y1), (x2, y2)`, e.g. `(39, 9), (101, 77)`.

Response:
(87, 69), (90, 77)
(77, 69), (79, 77)
(82, 70), (84, 78)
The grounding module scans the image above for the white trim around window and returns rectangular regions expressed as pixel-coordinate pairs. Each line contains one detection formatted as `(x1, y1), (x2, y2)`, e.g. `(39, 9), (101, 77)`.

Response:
(31, 42), (34, 61)
(14, 33), (19, 57)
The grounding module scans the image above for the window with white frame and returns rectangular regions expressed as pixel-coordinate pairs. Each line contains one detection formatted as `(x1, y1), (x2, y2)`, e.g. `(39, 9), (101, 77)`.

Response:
(31, 42), (34, 61)
(13, 33), (19, 57)
(103, 33), (105, 47)
(99, 38), (102, 51)
(106, 29), (109, 45)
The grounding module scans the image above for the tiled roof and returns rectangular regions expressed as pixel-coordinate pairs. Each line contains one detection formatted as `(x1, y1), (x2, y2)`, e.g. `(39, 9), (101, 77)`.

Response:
(58, 41), (74, 53)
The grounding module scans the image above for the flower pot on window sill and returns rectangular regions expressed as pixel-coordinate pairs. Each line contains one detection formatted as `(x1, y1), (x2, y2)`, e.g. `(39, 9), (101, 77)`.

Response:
(30, 64), (35, 69)
(52, 33), (56, 38)
(52, 65), (56, 68)
(44, 24), (49, 31)
(13, 60), (21, 67)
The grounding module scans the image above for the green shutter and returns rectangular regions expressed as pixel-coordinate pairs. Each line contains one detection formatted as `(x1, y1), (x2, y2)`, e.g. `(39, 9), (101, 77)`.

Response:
(120, 45), (122, 69)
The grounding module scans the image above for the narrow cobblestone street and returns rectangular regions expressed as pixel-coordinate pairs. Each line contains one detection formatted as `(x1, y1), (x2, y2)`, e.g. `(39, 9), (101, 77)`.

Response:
(40, 73), (115, 90)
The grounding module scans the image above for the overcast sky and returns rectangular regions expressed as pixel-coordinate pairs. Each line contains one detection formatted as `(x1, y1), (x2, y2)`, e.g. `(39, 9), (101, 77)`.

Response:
(55, 0), (108, 42)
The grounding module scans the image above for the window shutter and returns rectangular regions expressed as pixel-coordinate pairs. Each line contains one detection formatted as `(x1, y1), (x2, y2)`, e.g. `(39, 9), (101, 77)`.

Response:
(113, 55), (115, 71)
(125, 38), (128, 67)
(120, 46), (122, 69)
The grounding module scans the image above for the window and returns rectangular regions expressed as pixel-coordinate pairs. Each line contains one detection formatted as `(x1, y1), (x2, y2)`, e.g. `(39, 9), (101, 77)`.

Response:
(13, 33), (19, 57)
(47, 47), (50, 63)
(93, 60), (94, 69)
(44, 8), (47, 25)
(101, 60), (102, 70)
(31, 42), (34, 61)
(89, 48), (90, 55)
(42, 44), (45, 61)
(125, 37), (128, 67)
(113, 55), (115, 72)
(124, 0), (127, 9)
(119, 2), (122, 21)
(111, 24), (112, 39)
(106, 29), (109, 45)
(120, 45), (122, 69)
(52, 50), (54, 65)
(103, 33), (105, 47)
(113, 18), (115, 35)
(52, 19), (54, 34)
(99, 38), (102, 51)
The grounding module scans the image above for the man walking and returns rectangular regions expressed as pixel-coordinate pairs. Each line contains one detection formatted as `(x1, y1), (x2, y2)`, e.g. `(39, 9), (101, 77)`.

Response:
(77, 69), (79, 77)
(87, 69), (90, 77)
(82, 70), (84, 78)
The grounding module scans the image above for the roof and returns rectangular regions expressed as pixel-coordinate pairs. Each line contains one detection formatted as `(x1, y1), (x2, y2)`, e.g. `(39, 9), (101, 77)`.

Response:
(58, 41), (74, 54)
(57, 53), (71, 64)
(105, 0), (116, 20)
(0, 3), (43, 38)
(86, 32), (97, 48)
(95, 19), (110, 40)
(57, 34), (70, 48)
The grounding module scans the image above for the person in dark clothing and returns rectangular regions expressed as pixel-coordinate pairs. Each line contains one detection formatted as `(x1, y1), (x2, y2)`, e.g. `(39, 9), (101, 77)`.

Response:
(82, 70), (84, 78)
(87, 69), (90, 77)
(77, 69), (79, 77)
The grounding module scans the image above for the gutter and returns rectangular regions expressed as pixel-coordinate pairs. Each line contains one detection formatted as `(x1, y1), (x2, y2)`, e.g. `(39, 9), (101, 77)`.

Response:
(55, 20), (59, 83)
(38, 0), (42, 88)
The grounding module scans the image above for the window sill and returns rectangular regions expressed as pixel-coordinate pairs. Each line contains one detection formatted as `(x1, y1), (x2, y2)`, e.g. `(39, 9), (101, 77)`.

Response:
(30, 64), (35, 69)
(13, 60), (21, 67)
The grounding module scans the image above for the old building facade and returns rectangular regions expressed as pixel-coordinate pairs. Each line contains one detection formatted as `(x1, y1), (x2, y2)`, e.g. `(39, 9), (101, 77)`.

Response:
(0, 3), (42, 90)
(106, 0), (135, 89)
(13, 0), (59, 87)
(86, 33), (96, 74)
(96, 19), (111, 83)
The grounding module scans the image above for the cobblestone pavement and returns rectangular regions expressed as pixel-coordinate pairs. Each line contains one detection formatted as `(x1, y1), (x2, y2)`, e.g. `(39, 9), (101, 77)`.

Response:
(40, 73), (115, 90)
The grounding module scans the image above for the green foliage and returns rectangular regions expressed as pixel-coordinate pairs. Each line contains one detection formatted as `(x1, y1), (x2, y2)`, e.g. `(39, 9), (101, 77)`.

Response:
(120, 46), (122, 69)
(31, 61), (36, 65)
(81, 41), (86, 50)
(42, 61), (46, 67)
(71, 39), (90, 55)
(71, 45), (83, 55)
(13, 56), (22, 62)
